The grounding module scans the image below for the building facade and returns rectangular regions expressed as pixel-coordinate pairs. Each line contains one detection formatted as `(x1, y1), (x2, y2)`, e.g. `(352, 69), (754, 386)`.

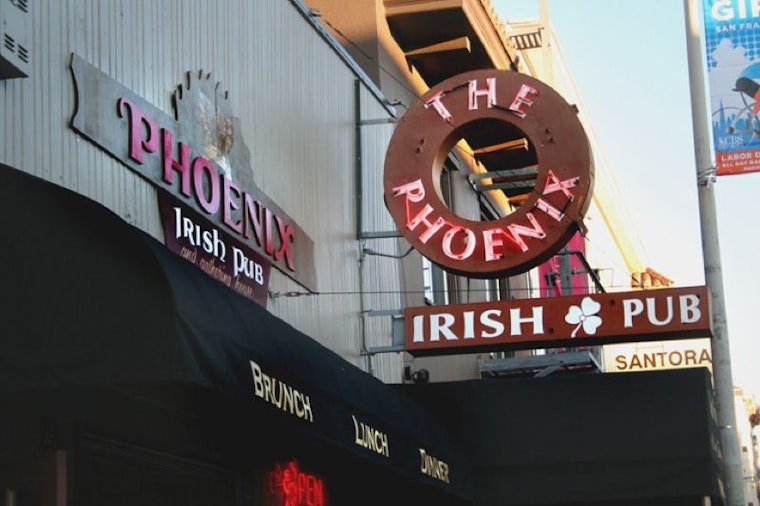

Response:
(1, 1), (474, 504)
(1, 1), (725, 506)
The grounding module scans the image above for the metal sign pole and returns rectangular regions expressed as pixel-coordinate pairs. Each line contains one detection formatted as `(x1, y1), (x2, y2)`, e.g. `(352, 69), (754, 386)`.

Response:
(683, 1), (745, 505)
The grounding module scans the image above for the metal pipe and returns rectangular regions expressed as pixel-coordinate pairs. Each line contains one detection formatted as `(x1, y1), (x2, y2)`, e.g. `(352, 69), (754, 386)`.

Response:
(684, 2), (744, 504)
(355, 79), (363, 241)
(354, 79), (373, 376)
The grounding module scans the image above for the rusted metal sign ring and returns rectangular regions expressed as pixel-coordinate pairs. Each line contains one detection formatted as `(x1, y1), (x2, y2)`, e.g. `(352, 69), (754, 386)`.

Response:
(383, 69), (594, 277)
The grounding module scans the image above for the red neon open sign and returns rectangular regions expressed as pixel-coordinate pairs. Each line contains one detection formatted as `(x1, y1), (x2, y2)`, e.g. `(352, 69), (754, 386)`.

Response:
(267, 460), (326, 506)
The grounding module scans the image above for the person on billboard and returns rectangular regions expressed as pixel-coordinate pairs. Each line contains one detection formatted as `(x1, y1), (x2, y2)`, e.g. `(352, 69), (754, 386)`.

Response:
(733, 62), (760, 113)
(724, 61), (760, 145)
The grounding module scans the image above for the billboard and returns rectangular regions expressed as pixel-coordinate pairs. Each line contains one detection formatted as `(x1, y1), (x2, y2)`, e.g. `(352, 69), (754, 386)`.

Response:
(703, 0), (760, 175)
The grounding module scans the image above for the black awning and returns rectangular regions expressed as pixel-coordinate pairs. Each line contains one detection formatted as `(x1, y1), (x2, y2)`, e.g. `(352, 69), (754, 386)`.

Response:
(0, 164), (472, 501)
(399, 368), (724, 506)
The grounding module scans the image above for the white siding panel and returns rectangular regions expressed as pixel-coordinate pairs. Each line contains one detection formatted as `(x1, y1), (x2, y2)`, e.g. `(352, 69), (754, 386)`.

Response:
(357, 89), (407, 382)
(1, 0), (407, 376)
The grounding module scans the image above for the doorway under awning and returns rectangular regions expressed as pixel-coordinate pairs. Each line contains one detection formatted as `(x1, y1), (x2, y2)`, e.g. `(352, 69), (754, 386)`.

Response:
(0, 164), (472, 503)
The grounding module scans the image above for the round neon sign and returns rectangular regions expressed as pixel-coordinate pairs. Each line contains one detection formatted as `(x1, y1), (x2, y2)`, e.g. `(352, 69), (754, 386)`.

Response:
(383, 69), (594, 278)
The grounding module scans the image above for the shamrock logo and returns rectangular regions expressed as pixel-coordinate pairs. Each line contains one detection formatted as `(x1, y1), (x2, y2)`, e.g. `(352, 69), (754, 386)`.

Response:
(564, 296), (603, 338)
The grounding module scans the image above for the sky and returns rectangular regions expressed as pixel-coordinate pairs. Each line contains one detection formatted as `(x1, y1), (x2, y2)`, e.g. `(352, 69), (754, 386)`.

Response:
(493, 0), (760, 400)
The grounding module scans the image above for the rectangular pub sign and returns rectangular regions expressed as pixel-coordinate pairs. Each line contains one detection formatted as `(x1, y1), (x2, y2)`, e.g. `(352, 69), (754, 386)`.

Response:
(405, 286), (712, 356)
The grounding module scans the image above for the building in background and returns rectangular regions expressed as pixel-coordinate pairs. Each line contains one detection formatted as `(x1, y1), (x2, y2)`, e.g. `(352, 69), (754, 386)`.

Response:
(735, 388), (760, 506)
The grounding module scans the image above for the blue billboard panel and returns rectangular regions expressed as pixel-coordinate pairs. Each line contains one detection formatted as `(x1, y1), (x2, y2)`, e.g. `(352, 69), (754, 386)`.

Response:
(703, 0), (760, 175)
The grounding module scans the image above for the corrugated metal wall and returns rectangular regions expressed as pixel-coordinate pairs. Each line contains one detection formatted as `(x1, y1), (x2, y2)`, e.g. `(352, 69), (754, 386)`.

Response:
(357, 89), (406, 382)
(0, 0), (407, 378)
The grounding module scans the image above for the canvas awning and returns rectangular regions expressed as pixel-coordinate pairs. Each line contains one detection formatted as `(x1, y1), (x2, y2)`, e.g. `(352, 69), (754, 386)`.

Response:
(399, 367), (724, 506)
(0, 164), (472, 502)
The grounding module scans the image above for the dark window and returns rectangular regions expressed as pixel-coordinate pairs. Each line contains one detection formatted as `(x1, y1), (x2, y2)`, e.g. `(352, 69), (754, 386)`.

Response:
(77, 434), (237, 506)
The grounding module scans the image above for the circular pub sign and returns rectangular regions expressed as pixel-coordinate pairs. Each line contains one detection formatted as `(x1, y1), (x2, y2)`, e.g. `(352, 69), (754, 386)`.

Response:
(383, 69), (594, 278)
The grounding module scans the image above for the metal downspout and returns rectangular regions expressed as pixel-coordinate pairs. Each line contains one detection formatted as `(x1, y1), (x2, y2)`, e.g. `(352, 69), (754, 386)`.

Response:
(354, 79), (373, 376)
